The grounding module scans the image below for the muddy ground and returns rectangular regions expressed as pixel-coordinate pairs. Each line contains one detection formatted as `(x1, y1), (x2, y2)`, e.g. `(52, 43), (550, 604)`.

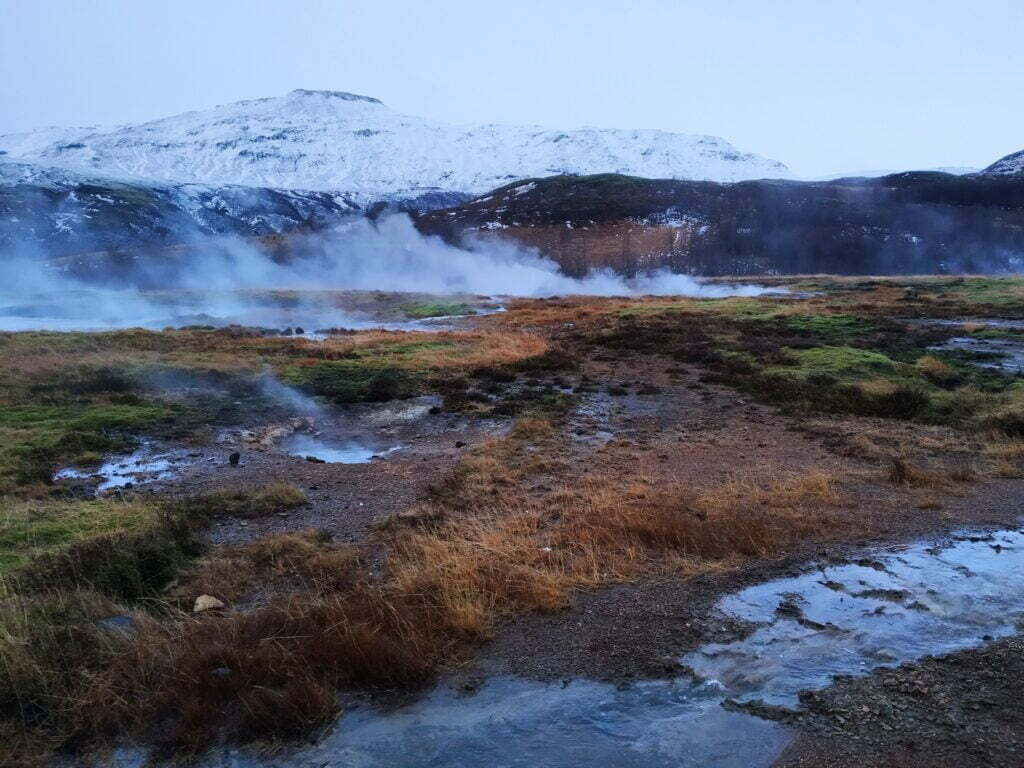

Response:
(35, 285), (1024, 767)
(62, 324), (1024, 766)
(459, 349), (1024, 767)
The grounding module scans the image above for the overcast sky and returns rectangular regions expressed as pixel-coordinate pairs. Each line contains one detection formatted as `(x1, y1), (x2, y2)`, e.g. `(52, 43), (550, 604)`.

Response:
(1, 0), (1021, 177)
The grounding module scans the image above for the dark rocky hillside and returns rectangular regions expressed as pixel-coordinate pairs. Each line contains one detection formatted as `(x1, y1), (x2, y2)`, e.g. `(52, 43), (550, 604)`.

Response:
(0, 161), (362, 258)
(0, 161), (467, 260)
(982, 148), (1024, 176)
(415, 172), (1024, 276)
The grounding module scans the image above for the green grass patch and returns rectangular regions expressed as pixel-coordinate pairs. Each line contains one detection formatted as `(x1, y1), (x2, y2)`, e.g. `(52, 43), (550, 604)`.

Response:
(783, 314), (876, 341)
(928, 278), (1024, 310)
(0, 403), (169, 432)
(704, 298), (783, 320)
(615, 301), (692, 317)
(778, 346), (904, 381)
(284, 362), (419, 403)
(399, 301), (476, 319)
(971, 327), (1024, 340)
(0, 499), (157, 578)
(0, 404), (172, 492)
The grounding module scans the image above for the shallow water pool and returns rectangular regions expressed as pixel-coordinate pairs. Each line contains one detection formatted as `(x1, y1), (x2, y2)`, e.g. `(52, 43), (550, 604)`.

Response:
(281, 434), (402, 463)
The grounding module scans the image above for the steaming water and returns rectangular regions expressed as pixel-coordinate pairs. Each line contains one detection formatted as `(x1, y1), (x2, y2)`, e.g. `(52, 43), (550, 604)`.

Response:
(1, 215), (773, 332)
(282, 434), (402, 463)
(54, 444), (174, 490)
(110, 526), (1024, 768)
(0, 289), (500, 333)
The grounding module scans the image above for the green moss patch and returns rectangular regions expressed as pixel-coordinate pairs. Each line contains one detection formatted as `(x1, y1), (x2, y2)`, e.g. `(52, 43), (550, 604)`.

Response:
(783, 314), (876, 341)
(399, 301), (476, 319)
(779, 346), (903, 381)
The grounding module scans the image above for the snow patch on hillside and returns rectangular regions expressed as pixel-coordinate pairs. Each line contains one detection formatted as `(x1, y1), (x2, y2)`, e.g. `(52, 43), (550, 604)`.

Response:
(982, 150), (1024, 176)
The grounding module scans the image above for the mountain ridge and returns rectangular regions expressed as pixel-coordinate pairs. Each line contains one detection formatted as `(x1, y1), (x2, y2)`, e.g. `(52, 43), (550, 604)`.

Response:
(0, 159), (361, 258)
(982, 149), (1024, 176)
(0, 89), (790, 201)
(415, 171), (1024, 276)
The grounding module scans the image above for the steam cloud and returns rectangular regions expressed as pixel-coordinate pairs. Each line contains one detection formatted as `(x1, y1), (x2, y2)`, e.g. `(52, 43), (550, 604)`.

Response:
(0, 214), (770, 331)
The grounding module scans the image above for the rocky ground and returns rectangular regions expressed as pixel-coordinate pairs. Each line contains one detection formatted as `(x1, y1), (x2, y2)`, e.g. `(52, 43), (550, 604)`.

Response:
(20, 284), (1024, 766)
(777, 636), (1024, 767)
(121, 339), (1024, 767)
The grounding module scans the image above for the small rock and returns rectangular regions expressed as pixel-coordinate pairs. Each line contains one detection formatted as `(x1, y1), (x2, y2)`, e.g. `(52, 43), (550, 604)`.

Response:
(193, 594), (225, 613)
(228, 452), (241, 466)
(455, 441), (466, 448)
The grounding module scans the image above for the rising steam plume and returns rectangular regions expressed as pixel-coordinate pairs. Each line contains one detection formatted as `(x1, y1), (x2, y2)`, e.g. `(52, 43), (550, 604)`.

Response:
(0, 214), (768, 332)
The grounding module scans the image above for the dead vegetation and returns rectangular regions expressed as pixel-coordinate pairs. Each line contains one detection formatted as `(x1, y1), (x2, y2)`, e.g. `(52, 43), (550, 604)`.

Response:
(0, 416), (850, 762)
(4, 278), (1024, 763)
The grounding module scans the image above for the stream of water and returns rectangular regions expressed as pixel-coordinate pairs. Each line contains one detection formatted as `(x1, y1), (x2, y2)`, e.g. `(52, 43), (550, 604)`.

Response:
(107, 526), (1024, 768)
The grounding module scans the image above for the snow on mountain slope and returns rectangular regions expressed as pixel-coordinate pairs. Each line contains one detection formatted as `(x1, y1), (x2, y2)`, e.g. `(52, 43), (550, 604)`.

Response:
(0, 159), (359, 257)
(0, 90), (790, 201)
(982, 149), (1024, 176)
(0, 126), (99, 160)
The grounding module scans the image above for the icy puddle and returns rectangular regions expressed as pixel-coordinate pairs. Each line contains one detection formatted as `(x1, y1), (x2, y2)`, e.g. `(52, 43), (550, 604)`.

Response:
(54, 445), (175, 490)
(929, 336), (1024, 374)
(115, 528), (1024, 768)
(281, 434), (402, 463)
(684, 528), (1024, 707)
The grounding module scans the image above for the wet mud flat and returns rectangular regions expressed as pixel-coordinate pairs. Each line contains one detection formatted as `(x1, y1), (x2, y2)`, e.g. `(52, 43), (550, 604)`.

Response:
(52, 394), (510, 545)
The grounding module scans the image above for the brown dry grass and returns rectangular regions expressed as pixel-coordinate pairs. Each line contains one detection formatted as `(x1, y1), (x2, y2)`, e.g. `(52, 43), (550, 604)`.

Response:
(86, 586), (446, 756)
(914, 355), (960, 385)
(984, 437), (1024, 477)
(19, 423), (849, 759)
(887, 457), (978, 489)
(171, 530), (359, 606)
(194, 481), (307, 519)
(0, 328), (547, 407)
(384, 425), (846, 642)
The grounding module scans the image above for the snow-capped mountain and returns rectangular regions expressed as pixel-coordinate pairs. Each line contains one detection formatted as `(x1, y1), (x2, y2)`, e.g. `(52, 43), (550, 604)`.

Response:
(0, 89), (790, 201)
(982, 149), (1024, 176)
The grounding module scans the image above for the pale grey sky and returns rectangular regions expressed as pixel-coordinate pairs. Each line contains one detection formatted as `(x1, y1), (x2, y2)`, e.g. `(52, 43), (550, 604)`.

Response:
(1, 0), (1021, 177)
